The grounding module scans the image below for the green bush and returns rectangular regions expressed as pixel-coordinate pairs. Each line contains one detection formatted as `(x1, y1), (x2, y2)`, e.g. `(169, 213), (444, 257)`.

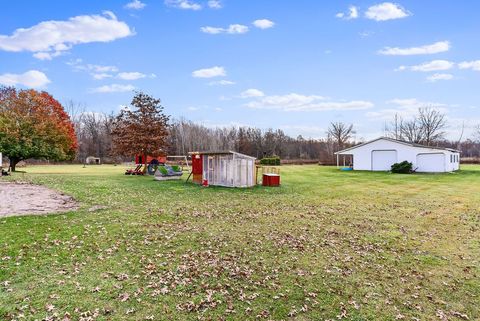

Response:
(391, 161), (413, 174)
(260, 156), (281, 166)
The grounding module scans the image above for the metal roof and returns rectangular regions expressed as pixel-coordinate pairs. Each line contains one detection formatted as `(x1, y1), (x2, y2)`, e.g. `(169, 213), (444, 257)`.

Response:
(189, 151), (257, 159)
(335, 137), (460, 154)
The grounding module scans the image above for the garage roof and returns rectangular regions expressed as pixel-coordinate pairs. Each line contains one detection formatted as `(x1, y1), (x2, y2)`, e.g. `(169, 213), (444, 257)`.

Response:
(335, 137), (460, 154)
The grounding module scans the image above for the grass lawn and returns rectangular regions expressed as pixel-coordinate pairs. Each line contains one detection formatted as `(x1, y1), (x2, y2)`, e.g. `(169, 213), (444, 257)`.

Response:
(1, 164), (479, 320)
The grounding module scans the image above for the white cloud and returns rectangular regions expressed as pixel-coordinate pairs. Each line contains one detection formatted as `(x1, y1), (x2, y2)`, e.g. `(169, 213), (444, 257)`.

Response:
(90, 84), (135, 93)
(67, 60), (153, 81)
(359, 30), (374, 38)
(207, 0), (222, 9)
(252, 19), (275, 29)
(458, 60), (480, 71)
(426, 73), (454, 82)
(378, 41), (450, 56)
(281, 125), (326, 138)
(411, 60), (454, 71)
(68, 60), (119, 78)
(201, 24), (249, 34)
(336, 6), (359, 20)
(0, 70), (50, 88)
(198, 120), (252, 129)
(388, 98), (446, 109)
(208, 79), (235, 86)
(92, 73), (113, 80)
(245, 93), (373, 112)
(117, 72), (149, 80)
(366, 98), (447, 119)
(33, 51), (65, 60)
(124, 0), (146, 10)
(201, 20), (274, 34)
(397, 60), (454, 72)
(192, 66), (226, 78)
(365, 2), (410, 21)
(240, 89), (265, 98)
(200, 27), (223, 34)
(87, 65), (119, 73)
(165, 0), (202, 10)
(0, 12), (134, 59)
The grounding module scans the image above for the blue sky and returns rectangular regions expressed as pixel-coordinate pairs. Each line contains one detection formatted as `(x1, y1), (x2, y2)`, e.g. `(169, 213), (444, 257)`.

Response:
(1, 0), (479, 140)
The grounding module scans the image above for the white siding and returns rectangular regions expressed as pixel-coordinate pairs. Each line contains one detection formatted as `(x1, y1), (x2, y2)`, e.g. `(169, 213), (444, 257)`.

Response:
(372, 150), (398, 171)
(416, 153), (445, 172)
(338, 138), (460, 173)
(445, 151), (460, 172)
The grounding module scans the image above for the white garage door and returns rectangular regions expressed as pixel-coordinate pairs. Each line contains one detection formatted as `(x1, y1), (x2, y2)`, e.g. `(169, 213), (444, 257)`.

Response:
(372, 150), (397, 171)
(416, 153), (445, 172)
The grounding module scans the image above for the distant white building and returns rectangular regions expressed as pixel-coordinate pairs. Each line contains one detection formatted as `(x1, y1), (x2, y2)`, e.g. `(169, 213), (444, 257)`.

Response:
(335, 137), (460, 173)
(86, 156), (101, 165)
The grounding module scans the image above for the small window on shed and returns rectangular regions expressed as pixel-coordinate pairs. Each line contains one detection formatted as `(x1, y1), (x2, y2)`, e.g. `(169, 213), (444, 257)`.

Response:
(450, 155), (453, 163)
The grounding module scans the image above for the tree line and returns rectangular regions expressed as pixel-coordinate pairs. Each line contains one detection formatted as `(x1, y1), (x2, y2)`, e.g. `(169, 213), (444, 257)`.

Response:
(68, 101), (480, 164)
(3, 88), (480, 170)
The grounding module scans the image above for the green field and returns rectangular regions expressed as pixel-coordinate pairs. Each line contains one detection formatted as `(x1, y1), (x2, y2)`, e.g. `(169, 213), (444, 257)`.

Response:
(1, 165), (479, 320)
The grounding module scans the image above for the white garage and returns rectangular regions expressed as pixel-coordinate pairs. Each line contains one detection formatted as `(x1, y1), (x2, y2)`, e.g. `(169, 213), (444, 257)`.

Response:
(335, 137), (460, 173)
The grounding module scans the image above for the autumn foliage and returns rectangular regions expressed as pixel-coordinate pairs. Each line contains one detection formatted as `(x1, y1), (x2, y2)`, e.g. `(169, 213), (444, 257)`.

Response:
(0, 86), (77, 171)
(112, 91), (170, 171)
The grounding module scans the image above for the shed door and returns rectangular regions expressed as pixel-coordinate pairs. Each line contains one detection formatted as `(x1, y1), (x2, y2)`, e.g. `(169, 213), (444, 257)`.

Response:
(416, 153), (445, 172)
(371, 150), (397, 171)
(192, 155), (202, 174)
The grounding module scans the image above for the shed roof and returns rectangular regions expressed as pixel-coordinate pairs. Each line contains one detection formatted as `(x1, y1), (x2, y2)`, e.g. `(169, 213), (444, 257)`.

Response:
(335, 137), (460, 155)
(189, 151), (256, 159)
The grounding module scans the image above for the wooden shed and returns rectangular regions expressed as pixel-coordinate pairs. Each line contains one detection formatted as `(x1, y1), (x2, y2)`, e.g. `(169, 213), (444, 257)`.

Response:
(189, 151), (256, 187)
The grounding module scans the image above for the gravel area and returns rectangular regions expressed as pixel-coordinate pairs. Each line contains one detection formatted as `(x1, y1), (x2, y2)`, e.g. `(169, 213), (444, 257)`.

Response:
(0, 182), (78, 217)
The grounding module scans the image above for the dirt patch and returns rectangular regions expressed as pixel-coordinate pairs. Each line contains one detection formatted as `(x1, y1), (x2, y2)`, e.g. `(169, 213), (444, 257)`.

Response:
(0, 182), (78, 217)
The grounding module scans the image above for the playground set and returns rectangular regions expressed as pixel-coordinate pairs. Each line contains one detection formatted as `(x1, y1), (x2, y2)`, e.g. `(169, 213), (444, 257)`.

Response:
(125, 151), (280, 188)
(125, 154), (188, 179)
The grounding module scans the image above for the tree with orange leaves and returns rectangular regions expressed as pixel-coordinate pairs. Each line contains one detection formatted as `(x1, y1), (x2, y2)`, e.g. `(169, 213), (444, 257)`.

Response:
(0, 86), (77, 171)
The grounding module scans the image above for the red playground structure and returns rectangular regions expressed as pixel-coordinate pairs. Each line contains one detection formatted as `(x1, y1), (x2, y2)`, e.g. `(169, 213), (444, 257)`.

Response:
(125, 154), (167, 175)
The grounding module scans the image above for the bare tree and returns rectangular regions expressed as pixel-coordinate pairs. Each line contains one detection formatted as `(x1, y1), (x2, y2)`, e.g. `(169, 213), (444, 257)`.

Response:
(387, 113), (403, 140)
(388, 107), (447, 145)
(473, 124), (480, 142)
(327, 122), (355, 150)
(400, 118), (424, 143)
(418, 107), (446, 146)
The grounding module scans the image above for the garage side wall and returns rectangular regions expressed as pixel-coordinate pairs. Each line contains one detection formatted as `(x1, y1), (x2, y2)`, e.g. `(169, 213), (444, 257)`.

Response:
(444, 151), (460, 172)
